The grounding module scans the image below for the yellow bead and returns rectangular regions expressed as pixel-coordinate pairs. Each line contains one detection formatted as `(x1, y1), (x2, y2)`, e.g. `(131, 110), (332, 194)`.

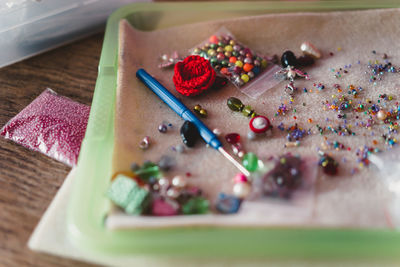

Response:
(261, 59), (268, 68)
(241, 74), (249, 83)
(235, 61), (243, 68)
(224, 45), (233, 52)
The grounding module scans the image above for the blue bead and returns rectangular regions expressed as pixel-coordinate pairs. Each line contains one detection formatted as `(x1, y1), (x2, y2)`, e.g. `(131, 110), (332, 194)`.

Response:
(252, 66), (260, 75)
(216, 193), (242, 214)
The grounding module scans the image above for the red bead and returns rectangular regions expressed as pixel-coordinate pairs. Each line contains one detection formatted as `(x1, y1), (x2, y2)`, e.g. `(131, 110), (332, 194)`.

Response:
(234, 173), (248, 183)
(249, 116), (271, 134)
(225, 133), (240, 144)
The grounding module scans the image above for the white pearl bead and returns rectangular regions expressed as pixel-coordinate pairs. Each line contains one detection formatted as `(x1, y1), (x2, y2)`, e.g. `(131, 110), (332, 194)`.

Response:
(172, 175), (187, 188)
(213, 128), (222, 136)
(167, 188), (180, 198)
(300, 41), (321, 59)
(233, 182), (251, 199)
(377, 110), (387, 121)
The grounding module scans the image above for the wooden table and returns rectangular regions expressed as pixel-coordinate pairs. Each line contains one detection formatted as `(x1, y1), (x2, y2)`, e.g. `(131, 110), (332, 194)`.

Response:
(0, 33), (103, 267)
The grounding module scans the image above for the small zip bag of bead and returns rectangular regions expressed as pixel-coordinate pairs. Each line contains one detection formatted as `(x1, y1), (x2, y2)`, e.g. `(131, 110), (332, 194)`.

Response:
(190, 27), (282, 98)
(369, 149), (400, 229)
(242, 154), (318, 222)
(0, 88), (89, 166)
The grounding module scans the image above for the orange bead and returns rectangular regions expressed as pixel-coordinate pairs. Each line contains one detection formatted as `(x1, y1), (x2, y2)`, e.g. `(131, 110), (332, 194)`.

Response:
(243, 63), (254, 72)
(229, 57), (237, 63)
(220, 67), (229, 75)
(209, 35), (218, 44)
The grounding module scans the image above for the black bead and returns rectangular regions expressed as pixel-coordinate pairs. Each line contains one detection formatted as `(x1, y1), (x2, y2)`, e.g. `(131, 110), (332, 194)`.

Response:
(297, 55), (315, 67)
(180, 121), (200, 147)
(281, 50), (298, 68)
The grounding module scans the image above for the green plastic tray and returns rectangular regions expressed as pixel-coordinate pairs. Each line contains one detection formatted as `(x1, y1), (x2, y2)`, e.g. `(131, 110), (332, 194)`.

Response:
(68, 1), (400, 259)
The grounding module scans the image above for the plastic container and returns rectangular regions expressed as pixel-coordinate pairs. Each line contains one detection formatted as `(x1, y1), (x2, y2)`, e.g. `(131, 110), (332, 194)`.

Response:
(0, 0), (149, 68)
(68, 1), (400, 259)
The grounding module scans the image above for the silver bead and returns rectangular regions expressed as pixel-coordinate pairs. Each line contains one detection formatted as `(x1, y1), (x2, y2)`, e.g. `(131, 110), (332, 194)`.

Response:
(247, 71), (255, 78)
(244, 58), (253, 64)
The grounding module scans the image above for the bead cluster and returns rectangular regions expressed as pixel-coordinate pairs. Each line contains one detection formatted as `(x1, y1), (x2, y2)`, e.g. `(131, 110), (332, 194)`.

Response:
(192, 34), (269, 87)
(108, 161), (209, 216)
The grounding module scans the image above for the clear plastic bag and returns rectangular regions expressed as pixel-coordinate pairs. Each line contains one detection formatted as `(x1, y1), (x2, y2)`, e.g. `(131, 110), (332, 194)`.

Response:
(369, 150), (400, 229)
(241, 154), (317, 224)
(190, 27), (282, 98)
(1, 88), (90, 167)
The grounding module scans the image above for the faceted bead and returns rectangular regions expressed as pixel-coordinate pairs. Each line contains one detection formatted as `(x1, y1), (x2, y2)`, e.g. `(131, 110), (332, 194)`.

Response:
(235, 60), (243, 68)
(181, 197), (209, 214)
(242, 152), (258, 172)
(216, 193), (242, 214)
(225, 133), (240, 144)
(281, 50), (298, 67)
(207, 49), (216, 57)
(227, 97), (244, 111)
(241, 74), (250, 83)
(180, 121), (200, 147)
(241, 105), (253, 117)
(243, 63), (253, 72)
(224, 45), (233, 52)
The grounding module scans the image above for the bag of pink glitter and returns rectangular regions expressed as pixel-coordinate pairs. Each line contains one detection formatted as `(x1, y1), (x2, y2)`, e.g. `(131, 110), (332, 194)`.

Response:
(1, 88), (90, 167)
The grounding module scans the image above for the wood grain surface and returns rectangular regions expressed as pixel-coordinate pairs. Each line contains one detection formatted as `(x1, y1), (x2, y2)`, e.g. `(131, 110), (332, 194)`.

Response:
(0, 33), (103, 267)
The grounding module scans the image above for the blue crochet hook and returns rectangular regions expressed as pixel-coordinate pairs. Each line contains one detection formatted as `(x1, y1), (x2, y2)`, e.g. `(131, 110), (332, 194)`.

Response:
(136, 68), (250, 176)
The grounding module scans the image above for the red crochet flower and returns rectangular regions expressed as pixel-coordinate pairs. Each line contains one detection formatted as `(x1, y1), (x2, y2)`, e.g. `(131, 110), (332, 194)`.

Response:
(173, 55), (216, 96)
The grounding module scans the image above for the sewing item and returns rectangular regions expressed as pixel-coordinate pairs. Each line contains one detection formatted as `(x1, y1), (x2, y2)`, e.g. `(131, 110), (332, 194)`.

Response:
(158, 51), (183, 68)
(227, 97), (257, 118)
(139, 136), (150, 150)
(136, 69), (250, 177)
(173, 55), (216, 96)
(300, 41), (321, 59)
(249, 115), (271, 134)
(318, 151), (339, 176)
(193, 104), (208, 118)
(216, 193), (242, 214)
(263, 155), (303, 198)
(180, 121), (200, 147)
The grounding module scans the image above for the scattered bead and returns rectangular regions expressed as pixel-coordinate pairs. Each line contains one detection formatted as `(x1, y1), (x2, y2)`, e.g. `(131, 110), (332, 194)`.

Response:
(213, 128), (222, 136)
(194, 104), (208, 118)
(281, 50), (298, 67)
(139, 136), (150, 150)
(158, 123), (168, 133)
(300, 41), (321, 59)
(233, 182), (252, 199)
(234, 173), (248, 183)
(318, 152), (339, 176)
(216, 193), (242, 214)
(180, 121), (200, 147)
(172, 175), (187, 188)
(242, 152), (258, 172)
(225, 133), (241, 144)
(249, 115), (271, 134)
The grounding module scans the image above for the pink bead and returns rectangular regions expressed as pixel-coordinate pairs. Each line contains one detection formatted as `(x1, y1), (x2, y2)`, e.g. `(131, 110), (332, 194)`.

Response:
(152, 198), (178, 216)
(234, 173), (248, 183)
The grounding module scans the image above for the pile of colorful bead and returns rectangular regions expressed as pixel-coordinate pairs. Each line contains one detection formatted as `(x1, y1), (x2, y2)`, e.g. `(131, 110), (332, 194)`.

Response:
(192, 34), (269, 87)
